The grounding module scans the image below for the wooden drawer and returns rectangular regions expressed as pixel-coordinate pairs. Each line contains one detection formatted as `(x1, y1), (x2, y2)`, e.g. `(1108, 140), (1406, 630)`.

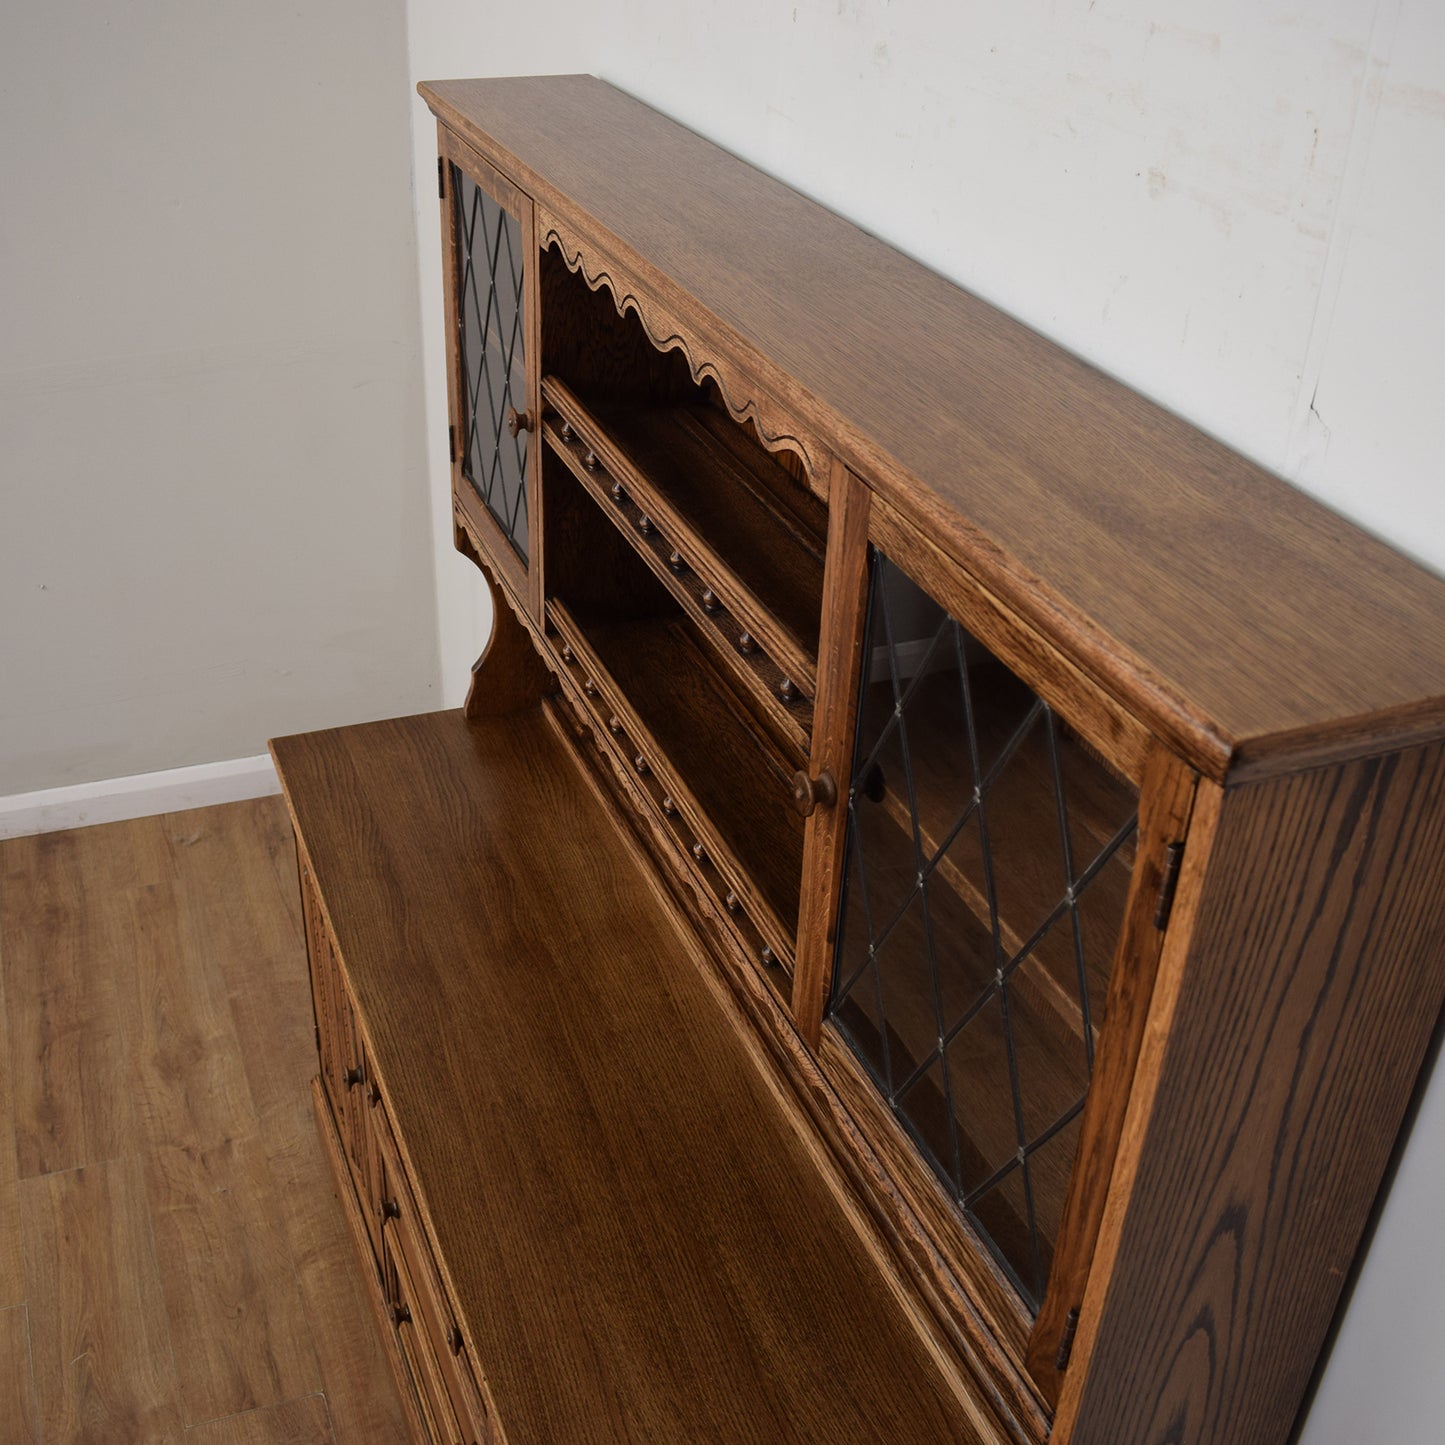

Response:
(373, 1092), (493, 1444)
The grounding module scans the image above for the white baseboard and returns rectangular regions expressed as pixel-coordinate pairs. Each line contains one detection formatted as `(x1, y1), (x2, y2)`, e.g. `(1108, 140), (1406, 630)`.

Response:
(0, 754), (281, 841)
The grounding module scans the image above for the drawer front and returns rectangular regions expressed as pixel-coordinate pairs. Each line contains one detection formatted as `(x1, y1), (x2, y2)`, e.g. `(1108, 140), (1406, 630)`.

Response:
(301, 867), (386, 1273)
(373, 1097), (493, 1444)
(390, 1232), (464, 1445)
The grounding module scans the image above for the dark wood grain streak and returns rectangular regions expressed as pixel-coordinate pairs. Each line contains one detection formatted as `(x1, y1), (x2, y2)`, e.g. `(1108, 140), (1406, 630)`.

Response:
(419, 75), (1445, 782)
(1056, 741), (1445, 1444)
(273, 708), (988, 1444)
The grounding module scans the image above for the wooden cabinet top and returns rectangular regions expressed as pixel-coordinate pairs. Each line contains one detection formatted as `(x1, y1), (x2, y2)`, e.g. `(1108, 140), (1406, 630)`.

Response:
(421, 73), (1445, 784)
(275, 709), (994, 1442)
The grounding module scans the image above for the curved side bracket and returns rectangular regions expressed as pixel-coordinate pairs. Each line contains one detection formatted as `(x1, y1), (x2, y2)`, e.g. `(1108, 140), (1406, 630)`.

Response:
(455, 514), (554, 719)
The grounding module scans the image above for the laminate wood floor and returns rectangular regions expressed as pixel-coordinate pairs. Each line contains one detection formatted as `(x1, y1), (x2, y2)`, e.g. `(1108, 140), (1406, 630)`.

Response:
(0, 797), (409, 1444)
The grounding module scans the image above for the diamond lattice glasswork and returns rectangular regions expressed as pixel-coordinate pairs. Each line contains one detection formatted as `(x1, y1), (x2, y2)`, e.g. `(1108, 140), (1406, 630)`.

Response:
(454, 166), (529, 562)
(829, 553), (1139, 1309)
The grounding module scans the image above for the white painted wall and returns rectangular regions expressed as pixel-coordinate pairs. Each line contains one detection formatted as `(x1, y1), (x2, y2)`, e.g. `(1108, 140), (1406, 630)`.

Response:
(0, 0), (440, 796)
(408, 3), (1445, 1438)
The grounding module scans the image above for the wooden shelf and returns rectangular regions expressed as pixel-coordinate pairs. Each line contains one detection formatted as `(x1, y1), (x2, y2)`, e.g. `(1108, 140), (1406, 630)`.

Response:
(542, 408), (813, 759)
(542, 375), (826, 693)
(548, 599), (805, 945)
(272, 708), (987, 1443)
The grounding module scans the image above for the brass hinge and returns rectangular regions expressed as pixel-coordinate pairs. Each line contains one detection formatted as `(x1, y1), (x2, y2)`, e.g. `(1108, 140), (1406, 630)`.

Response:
(1154, 840), (1186, 931)
(437, 155), (446, 200)
(448, 424), (457, 465)
(1055, 1306), (1080, 1372)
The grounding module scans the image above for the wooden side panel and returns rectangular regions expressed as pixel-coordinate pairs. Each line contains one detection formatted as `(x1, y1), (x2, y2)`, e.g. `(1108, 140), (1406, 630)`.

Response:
(1057, 741), (1445, 1445)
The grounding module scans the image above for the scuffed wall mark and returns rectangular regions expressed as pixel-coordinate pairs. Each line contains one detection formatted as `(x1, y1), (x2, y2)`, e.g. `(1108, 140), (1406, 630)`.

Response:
(1147, 22), (1222, 55)
(1285, 0), (1402, 484)
(1385, 82), (1445, 120)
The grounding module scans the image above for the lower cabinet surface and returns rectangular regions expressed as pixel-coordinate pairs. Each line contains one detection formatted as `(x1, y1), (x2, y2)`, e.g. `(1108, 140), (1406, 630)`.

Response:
(274, 707), (1016, 1445)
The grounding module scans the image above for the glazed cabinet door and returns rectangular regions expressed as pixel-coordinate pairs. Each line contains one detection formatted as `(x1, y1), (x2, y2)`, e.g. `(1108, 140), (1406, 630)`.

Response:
(439, 126), (542, 620)
(817, 537), (1198, 1410)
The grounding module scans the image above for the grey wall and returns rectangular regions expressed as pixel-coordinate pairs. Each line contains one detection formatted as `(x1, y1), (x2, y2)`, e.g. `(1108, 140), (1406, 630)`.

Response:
(405, 5), (1445, 1440)
(0, 1), (441, 794)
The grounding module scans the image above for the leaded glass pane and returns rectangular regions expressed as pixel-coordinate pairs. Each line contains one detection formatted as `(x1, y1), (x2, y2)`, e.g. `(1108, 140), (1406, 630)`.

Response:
(454, 165), (530, 563)
(829, 552), (1140, 1310)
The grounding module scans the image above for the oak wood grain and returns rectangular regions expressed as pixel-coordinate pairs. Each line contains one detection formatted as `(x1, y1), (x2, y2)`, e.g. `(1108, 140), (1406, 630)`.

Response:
(420, 75), (1445, 781)
(1057, 741), (1445, 1444)
(184, 1396), (333, 1445)
(273, 706), (988, 1444)
(555, 665), (1048, 1439)
(143, 1133), (322, 1425)
(0, 1305), (38, 1444)
(0, 820), (169, 1177)
(21, 1154), (185, 1443)
(0, 968), (24, 1307)
(124, 878), (260, 1154)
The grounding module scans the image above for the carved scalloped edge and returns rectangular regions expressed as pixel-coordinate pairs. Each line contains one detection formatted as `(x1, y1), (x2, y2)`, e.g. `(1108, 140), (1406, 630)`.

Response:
(544, 226), (817, 478)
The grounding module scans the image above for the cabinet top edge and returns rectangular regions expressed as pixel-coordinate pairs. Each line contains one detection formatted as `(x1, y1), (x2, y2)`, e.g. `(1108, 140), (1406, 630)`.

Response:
(417, 74), (1445, 781)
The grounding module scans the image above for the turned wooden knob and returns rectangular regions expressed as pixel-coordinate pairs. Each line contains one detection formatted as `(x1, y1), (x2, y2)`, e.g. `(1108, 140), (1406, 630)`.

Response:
(692, 841), (707, 864)
(368, 1082), (383, 1108)
(344, 1065), (364, 1089)
(558, 419), (574, 442)
(633, 754), (649, 776)
(583, 448), (601, 470)
(700, 588), (719, 613)
(725, 890), (740, 913)
(668, 550), (685, 571)
(448, 1324), (464, 1356)
(760, 945), (775, 967)
(380, 1197), (401, 1223)
(661, 796), (677, 815)
(560, 643), (574, 664)
(737, 631), (756, 654)
(637, 514), (653, 534)
(790, 769), (838, 817)
(583, 679), (599, 697)
(610, 479), (624, 500)
(506, 407), (533, 438)
(778, 677), (796, 701)
(392, 1302), (411, 1327)
(607, 715), (622, 735)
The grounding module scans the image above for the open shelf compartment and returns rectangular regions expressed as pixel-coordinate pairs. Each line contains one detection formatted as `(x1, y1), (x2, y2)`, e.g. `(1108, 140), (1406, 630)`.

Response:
(547, 593), (805, 965)
(541, 373), (825, 715)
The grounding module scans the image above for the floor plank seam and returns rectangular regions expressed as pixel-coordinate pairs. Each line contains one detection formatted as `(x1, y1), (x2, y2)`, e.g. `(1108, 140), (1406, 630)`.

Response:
(180, 1388), (332, 1435)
